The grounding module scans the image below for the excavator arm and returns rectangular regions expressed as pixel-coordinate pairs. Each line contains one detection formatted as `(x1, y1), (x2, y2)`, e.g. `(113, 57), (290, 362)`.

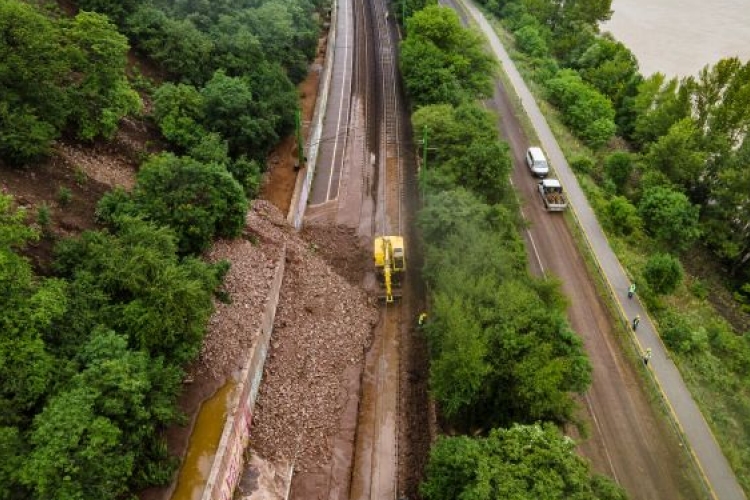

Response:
(374, 236), (405, 303)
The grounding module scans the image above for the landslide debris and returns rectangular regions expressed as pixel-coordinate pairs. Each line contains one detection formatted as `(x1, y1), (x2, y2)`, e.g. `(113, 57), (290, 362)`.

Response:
(198, 200), (377, 472)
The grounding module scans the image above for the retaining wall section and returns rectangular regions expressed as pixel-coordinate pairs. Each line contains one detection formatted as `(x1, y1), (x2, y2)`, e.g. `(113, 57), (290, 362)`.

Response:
(287, 0), (338, 229)
(200, 245), (287, 500)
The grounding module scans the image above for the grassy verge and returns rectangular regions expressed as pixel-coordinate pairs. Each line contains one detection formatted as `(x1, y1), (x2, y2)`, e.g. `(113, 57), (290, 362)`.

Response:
(476, 9), (749, 496)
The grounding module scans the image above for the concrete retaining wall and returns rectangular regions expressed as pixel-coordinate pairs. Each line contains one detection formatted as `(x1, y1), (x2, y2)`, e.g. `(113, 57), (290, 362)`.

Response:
(200, 246), (287, 500)
(287, 0), (338, 230)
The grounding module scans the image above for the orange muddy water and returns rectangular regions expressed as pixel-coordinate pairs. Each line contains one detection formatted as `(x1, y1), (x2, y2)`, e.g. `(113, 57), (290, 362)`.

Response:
(170, 381), (237, 500)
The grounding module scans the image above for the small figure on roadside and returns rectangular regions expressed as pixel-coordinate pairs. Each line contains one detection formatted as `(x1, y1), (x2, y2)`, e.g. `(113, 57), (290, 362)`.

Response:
(418, 312), (428, 327)
(643, 347), (652, 366)
(628, 283), (636, 299)
(632, 314), (641, 330)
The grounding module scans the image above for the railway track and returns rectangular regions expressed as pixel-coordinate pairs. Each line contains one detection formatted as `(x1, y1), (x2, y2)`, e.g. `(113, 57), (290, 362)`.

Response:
(348, 0), (414, 496)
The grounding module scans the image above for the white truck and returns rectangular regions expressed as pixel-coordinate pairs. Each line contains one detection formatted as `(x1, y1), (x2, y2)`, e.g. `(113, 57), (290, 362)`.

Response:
(538, 179), (567, 211)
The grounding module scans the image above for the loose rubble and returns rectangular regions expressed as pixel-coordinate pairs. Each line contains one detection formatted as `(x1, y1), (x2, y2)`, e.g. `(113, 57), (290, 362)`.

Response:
(199, 200), (378, 473)
(252, 204), (378, 472)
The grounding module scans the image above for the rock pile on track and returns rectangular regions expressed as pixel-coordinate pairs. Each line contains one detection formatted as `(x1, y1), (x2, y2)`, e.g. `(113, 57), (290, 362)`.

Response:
(200, 200), (378, 472)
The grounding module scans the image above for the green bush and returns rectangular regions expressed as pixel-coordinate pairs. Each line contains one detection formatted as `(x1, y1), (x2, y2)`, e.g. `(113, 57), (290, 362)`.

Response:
(638, 186), (700, 251)
(514, 25), (548, 57)
(605, 196), (641, 236)
(57, 187), (73, 206)
(604, 151), (635, 194)
(661, 313), (708, 354)
(98, 153), (248, 254)
(569, 154), (595, 175)
(643, 252), (683, 295)
(420, 424), (625, 500)
(545, 70), (616, 148)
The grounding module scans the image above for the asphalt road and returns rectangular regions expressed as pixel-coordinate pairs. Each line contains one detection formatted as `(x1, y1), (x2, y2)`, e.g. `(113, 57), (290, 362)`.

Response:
(455, 2), (746, 499)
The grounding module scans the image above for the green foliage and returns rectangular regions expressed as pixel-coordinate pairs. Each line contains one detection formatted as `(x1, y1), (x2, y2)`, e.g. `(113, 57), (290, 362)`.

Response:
(36, 203), (52, 234)
(20, 385), (134, 500)
(545, 70), (616, 148)
(127, 8), (213, 84)
(53, 217), (222, 365)
(57, 187), (73, 206)
(99, 153), (248, 254)
(0, 196), (66, 429)
(630, 73), (690, 147)
(569, 153), (595, 175)
(227, 156), (263, 197)
(201, 68), (294, 157)
(0, 1), (68, 163)
(63, 12), (142, 140)
(638, 186), (700, 251)
(0, 103), (58, 165)
(514, 24), (548, 57)
(0, 1), (140, 162)
(645, 118), (706, 192)
(573, 34), (639, 108)
(421, 424), (626, 500)
(152, 82), (207, 149)
(643, 253), (684, 295)
(605, 196), (640, 236)
(419, 190), (590, 427)
(77, 0), (147, 25)
(604, 151), (635, 193)
(413, 103), (513, 204)
(661, 312), (708, 354)
(401, 5), (496, 107)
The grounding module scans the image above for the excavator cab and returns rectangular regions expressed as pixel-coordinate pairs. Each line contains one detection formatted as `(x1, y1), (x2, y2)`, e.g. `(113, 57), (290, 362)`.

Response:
(374, 236), (406, 303)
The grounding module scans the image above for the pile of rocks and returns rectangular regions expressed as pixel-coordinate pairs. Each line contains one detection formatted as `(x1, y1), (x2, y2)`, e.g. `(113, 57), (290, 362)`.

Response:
(248, 204), (378, 472)
(199, 200), (378, 472)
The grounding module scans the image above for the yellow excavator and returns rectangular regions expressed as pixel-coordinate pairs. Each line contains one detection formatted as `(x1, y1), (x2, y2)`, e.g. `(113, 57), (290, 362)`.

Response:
(373, 236), (406, 303)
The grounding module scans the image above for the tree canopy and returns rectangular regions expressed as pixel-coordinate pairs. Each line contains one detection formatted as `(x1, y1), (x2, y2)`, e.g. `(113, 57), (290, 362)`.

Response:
(400, 5), (496, 107)
(421, 424), (626, 500)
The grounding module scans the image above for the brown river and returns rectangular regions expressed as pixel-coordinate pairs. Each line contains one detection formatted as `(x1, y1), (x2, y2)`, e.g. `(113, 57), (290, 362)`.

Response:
(602, 0), (750, 78)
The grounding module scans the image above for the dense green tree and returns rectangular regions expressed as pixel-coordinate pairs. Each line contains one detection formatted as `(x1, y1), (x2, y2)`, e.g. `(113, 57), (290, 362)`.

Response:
(413, 103), (512, 204)
(645, 118), (707, 194)
(605, 196), (640, 236)
(604, 151), (636, 194)
(643, 253), (684, 295)
(77, 0), (147, 26)
(703, 138), (750, 276)
(0, 1), (69, 163)
(201, 69), (288, 157)
(20, 386), (133, 500)
(401, 5), (495, 106)
(638, 186), (700, 251)
(0, 426), (27, 499)
(63, 12), (142, 140)
(573, 34), (638, 104)
(127, 8), (213, 84)
(419, 191), (590, 427)
(53, 218), (224, 364)
(0, 195), (65, 427)
(207, 15), (265, 78)
(241, 0), (319, 82)
(421, 424), (625, 500)
(514, 25), (548, 57)
(545, 70), (616, 147)
(98, 153), (247, 254)
(630, 73), (690, 147)
(152, 82), (208, 149)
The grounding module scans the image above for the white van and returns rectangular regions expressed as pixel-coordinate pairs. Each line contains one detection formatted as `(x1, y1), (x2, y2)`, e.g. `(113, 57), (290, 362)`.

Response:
(526, 147), (549, 177)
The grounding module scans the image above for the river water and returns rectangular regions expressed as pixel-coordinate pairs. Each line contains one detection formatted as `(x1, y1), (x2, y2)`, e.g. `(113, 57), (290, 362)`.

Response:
(602, 0), (750, 78)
